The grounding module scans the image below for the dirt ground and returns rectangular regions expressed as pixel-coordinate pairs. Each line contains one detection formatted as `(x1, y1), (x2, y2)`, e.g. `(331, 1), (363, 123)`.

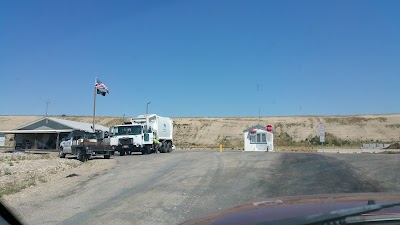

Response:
(1, 152), (116, 212)
(2, 151), (400, 225)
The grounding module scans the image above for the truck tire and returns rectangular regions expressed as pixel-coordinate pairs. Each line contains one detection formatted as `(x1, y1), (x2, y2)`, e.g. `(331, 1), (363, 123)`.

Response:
(166, 142), (172, 153)
(147, 145), (152, 154)
(144, 145), (151, 155)
(77, 149), (84, 162)
(59, 147), (66, 158)
(104, 154), (110, 159)
(120, 150), (125, 156)
(160, 142), (167, 153)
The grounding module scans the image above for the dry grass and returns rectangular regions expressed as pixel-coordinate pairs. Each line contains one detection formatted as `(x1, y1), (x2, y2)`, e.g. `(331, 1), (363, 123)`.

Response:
(0, 174), (39, 197)
(0, 153), (81, 197)
(0, 153), (51, 162)
(324, 116), (388, 125)
(386, 124), (400, 128)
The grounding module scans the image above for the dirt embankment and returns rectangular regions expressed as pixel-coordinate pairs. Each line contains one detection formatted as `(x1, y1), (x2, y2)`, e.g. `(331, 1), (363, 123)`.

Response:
(172, 115), (400, 149)
(1, 114), (400, 149)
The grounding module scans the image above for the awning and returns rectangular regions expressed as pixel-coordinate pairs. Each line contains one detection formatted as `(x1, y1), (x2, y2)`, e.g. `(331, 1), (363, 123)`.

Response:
(0, 129), (74, 134)
(248, 129), (267, 134)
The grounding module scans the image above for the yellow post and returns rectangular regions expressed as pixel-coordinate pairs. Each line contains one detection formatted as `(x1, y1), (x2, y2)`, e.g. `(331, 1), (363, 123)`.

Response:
(220, 144), (222, 152)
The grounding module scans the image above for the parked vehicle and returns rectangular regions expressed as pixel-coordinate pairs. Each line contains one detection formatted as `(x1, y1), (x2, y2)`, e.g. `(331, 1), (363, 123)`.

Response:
(110, 114), (174, 156)
(59, 130), (115, 161)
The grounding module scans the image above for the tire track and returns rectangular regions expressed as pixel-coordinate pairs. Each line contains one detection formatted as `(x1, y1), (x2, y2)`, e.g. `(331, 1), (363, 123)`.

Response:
(256, 153), (385, 198)
(177, 152), (279, 222)
(58, 154), (199, 225)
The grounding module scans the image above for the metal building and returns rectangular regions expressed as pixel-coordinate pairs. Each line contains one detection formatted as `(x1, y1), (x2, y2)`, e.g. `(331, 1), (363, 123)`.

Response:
(0, 117), (109, 150)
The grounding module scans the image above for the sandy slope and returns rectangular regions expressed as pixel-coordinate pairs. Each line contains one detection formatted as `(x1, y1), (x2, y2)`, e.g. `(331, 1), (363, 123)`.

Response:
(1, 114), (400, 148)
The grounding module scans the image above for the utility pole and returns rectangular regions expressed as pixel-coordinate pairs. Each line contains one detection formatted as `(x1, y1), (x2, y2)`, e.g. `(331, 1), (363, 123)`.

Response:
(93, 77), (97, 132)
(45, 101), (51, 117)
(146, 102), (151, 131)
(146, 102), (151, 116)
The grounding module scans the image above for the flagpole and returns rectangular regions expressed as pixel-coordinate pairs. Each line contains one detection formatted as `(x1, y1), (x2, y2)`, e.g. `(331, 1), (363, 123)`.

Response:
(93, 77), (97, 132)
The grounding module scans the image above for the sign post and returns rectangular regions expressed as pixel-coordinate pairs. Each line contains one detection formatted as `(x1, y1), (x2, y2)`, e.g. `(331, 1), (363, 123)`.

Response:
(320, 135), (325, 143)
(318, 124), (325, 153)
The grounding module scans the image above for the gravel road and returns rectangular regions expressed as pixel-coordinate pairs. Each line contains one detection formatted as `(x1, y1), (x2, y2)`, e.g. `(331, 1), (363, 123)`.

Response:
(3, 151), (400, 225)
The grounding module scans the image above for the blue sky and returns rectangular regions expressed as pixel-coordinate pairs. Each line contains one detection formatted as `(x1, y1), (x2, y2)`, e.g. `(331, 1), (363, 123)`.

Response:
(1, 0), (399, 117)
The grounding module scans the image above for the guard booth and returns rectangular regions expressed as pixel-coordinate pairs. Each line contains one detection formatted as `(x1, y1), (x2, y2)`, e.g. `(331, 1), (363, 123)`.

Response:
(243, 124), (274, 151)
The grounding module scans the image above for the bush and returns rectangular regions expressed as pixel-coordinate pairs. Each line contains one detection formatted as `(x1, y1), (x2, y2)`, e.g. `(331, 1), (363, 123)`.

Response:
(307, 133), (354, 146)
(331, 139), (341, 146)
(275, 132), (295, 146)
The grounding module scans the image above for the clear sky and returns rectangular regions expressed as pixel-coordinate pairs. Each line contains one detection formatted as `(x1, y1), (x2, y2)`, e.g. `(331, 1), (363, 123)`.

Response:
(1, 0), (399, 117)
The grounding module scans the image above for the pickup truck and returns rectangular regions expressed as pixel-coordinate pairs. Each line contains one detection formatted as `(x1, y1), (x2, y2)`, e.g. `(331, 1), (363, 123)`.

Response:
(59, 130), (115, 162)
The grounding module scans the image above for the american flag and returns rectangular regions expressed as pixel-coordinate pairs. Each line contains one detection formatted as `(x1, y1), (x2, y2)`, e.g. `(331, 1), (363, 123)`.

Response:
(95, 78), (109, 93)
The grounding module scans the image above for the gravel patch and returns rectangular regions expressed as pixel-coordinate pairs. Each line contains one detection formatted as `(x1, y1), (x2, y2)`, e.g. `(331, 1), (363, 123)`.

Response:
(0, 152), (117, 222)
(0, 153), (84, 196)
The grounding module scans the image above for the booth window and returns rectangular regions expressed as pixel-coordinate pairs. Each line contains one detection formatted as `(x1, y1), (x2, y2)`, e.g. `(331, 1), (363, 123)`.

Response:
(250, 133), (256, 143)
(262, 133), (267, 143)
(251, 132), (267, 144)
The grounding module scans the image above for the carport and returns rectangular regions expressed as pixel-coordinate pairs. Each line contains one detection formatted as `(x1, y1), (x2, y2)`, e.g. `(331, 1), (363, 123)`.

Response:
(1, 117), (109, 150)
(6, 129), (72, 150)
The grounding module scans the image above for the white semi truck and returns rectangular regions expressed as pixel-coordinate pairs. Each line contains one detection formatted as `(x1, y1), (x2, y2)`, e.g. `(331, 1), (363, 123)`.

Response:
(110, 114), (174, 156)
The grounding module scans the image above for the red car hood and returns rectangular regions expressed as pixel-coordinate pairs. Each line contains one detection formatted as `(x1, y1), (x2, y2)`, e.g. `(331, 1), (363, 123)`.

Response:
(180, 192), (400, 225)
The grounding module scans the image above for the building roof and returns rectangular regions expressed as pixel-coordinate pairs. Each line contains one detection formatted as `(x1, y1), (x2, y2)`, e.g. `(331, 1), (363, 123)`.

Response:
(136, 114), (157, 119)
(49, 117), (109, 132)
(1, 130), (74, 134)
(1, 117), (109, 134)
(243, 124), (266, 132)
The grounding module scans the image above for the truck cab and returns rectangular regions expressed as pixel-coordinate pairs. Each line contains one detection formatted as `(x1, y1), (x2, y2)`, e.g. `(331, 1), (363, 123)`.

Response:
(110, 114), (174, 156)
(110, 123), (154, 156)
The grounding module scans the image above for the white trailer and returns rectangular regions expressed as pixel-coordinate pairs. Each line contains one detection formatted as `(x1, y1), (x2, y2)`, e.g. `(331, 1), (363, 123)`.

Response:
(110, 114), (174, 156)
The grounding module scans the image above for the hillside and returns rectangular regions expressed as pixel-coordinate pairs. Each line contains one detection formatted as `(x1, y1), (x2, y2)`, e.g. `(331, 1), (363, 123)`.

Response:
(1, 114), (400, 149)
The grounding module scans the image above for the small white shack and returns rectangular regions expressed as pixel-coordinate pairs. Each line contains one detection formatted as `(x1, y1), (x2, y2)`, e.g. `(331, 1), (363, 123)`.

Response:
(243, 124), (274, 151)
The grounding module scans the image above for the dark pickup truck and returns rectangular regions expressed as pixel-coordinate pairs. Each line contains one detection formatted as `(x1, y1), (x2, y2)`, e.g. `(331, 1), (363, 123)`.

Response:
(59, 130), (115, 162)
